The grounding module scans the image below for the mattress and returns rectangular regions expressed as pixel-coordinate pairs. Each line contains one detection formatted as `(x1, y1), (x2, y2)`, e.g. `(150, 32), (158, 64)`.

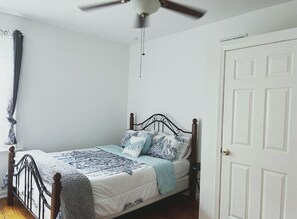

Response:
(14, 147), (190, 218)
(52, 147), (190, 218)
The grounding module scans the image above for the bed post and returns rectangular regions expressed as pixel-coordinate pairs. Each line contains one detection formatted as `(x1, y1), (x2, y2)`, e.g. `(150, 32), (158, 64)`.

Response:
(51, 173), (62, 219)
(7, 146), (15, 206)
(129, 113), (134, 130)
(190, 118), (198, 199)
(191, 118), (198, 163)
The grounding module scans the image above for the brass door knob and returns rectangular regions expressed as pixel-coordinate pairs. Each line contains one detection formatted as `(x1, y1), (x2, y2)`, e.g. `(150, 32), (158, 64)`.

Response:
(222, 149), (231, 156)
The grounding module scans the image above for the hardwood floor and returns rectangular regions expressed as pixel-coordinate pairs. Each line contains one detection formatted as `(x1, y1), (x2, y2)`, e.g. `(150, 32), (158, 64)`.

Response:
(116, 194), (199, 219)
(0, 194), (199, 219)
(0, 198), (34, 219)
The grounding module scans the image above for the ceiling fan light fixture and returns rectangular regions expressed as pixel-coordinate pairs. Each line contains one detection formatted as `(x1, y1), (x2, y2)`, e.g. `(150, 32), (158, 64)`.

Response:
(132, 0), (161, 16)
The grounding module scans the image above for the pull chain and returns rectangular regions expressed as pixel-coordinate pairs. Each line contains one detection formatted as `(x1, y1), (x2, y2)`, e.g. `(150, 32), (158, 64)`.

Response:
(139, 16), (146, 78)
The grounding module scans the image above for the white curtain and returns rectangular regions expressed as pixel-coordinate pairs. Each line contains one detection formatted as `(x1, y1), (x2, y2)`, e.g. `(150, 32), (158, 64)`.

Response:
(0, 30), (14, 147)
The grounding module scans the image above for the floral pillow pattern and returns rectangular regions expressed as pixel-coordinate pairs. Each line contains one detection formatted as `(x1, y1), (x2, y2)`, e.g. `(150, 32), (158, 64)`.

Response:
(120, 130), (156, 149)
(146, 136), (166, 159)
(147, 135), (181, 161)
(120, 130), (138, 148)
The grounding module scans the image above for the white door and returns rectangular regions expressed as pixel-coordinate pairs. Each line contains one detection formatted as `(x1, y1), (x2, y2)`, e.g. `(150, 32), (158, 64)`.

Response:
(220, 39), (297, 219)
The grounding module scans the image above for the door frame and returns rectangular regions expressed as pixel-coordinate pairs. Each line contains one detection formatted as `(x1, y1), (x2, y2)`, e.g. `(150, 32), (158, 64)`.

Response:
(214, 27), (297, 219)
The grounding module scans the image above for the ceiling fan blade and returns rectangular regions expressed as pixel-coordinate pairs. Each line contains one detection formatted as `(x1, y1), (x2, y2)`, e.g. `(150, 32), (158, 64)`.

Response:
(79, 0), (129, 12)
(161, 0), (206, 19)
(135, 14), (149, 28)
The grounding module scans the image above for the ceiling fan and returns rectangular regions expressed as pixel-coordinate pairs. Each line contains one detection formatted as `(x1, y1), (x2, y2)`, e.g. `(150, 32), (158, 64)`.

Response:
(79, 0), (206, 28)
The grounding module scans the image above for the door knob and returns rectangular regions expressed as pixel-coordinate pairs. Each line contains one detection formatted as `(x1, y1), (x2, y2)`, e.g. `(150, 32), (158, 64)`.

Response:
(222, 149), (231, 156)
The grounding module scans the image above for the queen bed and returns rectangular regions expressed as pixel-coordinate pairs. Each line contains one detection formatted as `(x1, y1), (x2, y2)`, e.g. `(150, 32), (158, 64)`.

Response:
(7, 113), (198, 219)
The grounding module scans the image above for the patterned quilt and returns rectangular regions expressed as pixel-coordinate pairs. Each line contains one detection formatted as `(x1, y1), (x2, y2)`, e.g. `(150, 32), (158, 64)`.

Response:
(53, 148), (144, 178)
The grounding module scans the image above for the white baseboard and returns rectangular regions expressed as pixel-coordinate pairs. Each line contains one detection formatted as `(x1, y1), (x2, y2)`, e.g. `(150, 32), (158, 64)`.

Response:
(0, 189), (7, 199)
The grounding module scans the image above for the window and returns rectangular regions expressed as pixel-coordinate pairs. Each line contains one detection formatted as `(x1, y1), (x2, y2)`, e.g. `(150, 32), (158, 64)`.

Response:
(0, 30), (14, 147)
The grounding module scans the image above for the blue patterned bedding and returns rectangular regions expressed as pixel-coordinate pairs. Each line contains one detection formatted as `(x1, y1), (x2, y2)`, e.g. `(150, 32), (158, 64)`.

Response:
(53, 145), (177, 195)
(52, 148), (144, 178)
(98, 145), (176, 195)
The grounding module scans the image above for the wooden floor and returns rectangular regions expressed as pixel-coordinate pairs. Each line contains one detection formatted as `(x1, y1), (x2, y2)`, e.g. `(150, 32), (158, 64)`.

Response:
(0, 198), (34, 219)
(0, 194), (199, 219)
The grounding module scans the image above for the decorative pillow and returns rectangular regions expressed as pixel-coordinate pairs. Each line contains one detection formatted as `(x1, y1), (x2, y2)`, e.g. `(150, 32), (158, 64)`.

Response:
(147, 134), (181, 161)
(123, 136), (146, 157)
(160, 135), (182, 161)
(152, 132), (167, 145)
(120, 130), (138, 148)
(138, 132), (153, 155)
(138, 130), (157, 137)
(181, 145), (191, 160)
(175, 136), (192, 160)
(147, 136), (166, 159)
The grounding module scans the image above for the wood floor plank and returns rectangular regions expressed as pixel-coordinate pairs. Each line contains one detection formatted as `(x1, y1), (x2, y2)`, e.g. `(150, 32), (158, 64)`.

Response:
(0, 194), (198, 219)
(0, 198), (34, 219)
(116, 194), (199, 219)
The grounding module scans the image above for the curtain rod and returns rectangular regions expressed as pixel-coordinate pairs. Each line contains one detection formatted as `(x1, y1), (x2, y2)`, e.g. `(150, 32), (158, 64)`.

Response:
(0, 29), (13, 36)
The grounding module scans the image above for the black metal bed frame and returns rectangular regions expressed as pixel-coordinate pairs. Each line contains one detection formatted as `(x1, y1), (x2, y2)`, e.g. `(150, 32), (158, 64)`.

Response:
(7, 113), (197, 219)
(131, 113), (193, 135)
(7, 147), (61, 219)
(130, 113), (198, 164)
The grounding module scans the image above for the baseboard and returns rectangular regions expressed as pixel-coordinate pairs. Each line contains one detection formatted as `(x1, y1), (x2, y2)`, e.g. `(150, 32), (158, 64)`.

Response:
(0, 189), (7, 199)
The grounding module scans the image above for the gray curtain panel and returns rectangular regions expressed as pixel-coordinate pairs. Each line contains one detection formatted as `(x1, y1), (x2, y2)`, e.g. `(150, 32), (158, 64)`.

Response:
(6, 30), (23, 145)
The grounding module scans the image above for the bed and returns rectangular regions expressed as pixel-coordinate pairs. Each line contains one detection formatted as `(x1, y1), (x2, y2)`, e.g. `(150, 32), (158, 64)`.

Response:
(7, 113), (198, 219)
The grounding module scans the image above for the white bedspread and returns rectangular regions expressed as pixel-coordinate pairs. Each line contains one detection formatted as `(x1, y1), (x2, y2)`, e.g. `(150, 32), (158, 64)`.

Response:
(14, 147), (189, 218)
(51, 147), (189, 218)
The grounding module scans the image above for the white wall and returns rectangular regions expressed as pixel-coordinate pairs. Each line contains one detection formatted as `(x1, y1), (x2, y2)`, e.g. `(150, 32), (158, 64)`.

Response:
(127, 1), (297, 219)
(0, 12), (129, 193)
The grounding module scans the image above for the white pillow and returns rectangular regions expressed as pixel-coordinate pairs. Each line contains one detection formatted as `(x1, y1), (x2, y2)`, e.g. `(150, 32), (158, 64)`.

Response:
(181, 144), (191, 160)
(120, 130), (157, 148)
(123, 136), (146, 157)
(175, 136), (192, 160)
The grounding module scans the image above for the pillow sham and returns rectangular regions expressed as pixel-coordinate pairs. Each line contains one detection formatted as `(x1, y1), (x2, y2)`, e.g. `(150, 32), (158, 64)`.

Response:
(152, 132), (167, 145)
(120, 130), (137, 148)
(138, 132), (153, 155)
(175, 136), (192, 160)
(147, 134), (181, 161)
(146, 136), (166, 159)
(138, 130), (157, 137)
(123, 136), (146, 157)
(160, 135), (182, 161)
(120, 130), (157, 148)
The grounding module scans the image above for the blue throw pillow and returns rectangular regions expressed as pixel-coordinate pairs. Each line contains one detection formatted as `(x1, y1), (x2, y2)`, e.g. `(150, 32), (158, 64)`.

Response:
(138, 132), (153, 155)
(123, 136), (146, 157)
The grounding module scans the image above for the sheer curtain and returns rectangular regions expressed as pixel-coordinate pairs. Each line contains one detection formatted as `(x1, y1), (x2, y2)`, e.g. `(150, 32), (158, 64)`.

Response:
(0, 30), (14, 148)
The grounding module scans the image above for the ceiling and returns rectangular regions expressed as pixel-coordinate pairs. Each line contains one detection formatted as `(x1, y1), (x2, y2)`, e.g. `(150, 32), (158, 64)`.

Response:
(0, 0), (292, 44)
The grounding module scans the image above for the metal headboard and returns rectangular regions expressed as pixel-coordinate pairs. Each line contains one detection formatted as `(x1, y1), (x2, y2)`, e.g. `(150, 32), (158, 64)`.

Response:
(130, 113), (192, 135)
(129, 113), (198, 163)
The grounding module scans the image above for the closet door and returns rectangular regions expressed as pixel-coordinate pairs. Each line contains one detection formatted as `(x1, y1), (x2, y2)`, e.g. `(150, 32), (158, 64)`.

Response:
(220, 39), (297, 219)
